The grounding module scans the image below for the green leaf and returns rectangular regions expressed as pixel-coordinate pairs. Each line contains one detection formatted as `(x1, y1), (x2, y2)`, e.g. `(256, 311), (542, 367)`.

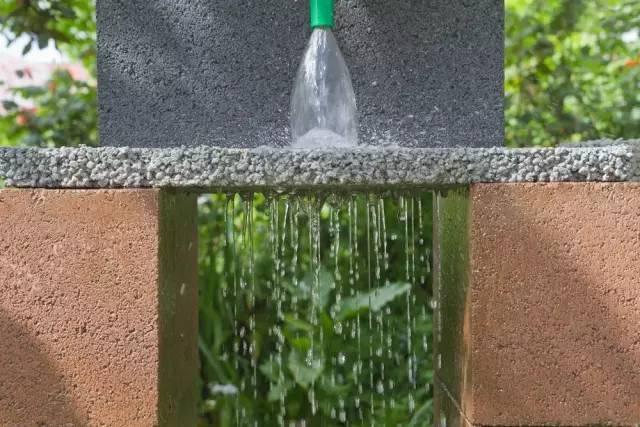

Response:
(267, 380), (291, 402)
(57, 5), (77, 19)
(22, 41), (32, 55)
(286, 335), (311, 352)
(259, 359), (279, 383)
(198, 336), (217, 369)
(15, 86), (46, 97)
(287, 350), (323, 389)
(286, 267), (334, 309)
(1, 100), (18, 111)
(319, 378), (351, 397)
(408, 399), (433, 426)
(37, 35), (48, 49)
(333, 282), (411, 321)
(283, 314), (314, 333)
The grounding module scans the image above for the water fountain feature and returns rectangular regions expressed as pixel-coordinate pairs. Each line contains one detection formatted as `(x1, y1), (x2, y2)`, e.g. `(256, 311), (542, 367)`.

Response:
(1, 0), (639, 425)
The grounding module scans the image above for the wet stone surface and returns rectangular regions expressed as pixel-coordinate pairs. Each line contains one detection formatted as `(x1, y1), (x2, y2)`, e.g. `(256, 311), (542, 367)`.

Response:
(0, 140), (639, 190)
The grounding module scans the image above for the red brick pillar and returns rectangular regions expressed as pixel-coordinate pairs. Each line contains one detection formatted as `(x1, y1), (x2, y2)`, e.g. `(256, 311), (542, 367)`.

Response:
(0, 189), (198, 426)
(433, 183), (640, 426)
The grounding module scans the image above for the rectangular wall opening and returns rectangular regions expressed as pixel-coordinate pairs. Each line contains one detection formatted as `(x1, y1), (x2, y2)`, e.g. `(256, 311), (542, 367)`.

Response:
(196, 192), (434, 426)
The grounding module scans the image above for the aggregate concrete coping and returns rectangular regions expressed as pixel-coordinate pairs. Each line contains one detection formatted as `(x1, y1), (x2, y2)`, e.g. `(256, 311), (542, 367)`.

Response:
(1, 140), (639, 192)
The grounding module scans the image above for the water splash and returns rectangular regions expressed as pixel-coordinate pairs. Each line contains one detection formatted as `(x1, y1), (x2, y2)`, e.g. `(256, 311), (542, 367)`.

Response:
(201, 192), (434, 426)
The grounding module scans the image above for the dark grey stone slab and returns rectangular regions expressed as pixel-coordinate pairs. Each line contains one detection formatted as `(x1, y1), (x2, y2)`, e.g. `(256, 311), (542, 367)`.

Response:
(97, 0), (504, 148)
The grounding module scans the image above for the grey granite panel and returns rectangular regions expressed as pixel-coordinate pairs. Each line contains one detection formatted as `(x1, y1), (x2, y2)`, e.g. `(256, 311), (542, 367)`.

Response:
(97, 0), (504, 148)
(1, 140), (638, 191)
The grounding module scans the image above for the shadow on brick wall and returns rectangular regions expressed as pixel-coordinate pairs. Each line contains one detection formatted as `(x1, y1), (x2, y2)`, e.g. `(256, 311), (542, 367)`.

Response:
(469, 184), (640, 424)
(0, 307), (85, 425)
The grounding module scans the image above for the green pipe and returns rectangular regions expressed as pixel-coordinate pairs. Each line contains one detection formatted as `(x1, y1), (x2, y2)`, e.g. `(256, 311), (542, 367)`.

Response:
(310, 0), (334, 28)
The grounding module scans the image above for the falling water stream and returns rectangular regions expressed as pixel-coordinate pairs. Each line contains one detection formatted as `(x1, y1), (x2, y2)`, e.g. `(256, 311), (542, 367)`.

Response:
(200, 192), (434, 427)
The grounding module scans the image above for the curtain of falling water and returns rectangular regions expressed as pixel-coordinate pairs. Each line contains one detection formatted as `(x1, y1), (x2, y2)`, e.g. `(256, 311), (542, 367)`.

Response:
(200, 192), (434, 427)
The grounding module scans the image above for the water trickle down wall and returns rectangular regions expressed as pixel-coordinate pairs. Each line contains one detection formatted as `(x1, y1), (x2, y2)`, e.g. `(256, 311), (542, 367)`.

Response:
(197, 192), (435, 425)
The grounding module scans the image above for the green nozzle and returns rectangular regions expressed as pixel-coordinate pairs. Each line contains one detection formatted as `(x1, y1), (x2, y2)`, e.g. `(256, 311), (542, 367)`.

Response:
(310, 0), (334, 28)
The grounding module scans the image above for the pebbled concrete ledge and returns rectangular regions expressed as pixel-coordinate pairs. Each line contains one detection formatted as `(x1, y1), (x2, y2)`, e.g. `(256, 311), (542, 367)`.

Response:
(1, 140), (639, 191)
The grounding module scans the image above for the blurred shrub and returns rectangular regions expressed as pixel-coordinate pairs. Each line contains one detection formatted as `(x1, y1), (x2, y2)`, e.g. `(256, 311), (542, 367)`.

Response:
(1, 69), (97, 147)
(0, 0), (96, 147)
(506, 0), (640, 146)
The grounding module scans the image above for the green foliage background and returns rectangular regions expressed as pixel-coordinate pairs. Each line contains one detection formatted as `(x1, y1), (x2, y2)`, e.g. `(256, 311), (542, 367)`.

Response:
(1, 0), (638, 425)
(197, 194), (434, 425)
(506, 0), (639, 146)
(0, 0), (96, 146)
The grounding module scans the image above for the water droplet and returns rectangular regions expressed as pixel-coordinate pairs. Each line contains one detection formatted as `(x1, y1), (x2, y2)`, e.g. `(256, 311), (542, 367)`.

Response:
(338, 353), (346, 365)
(334, 322), (343, 334)
(217, 194), (435, 425)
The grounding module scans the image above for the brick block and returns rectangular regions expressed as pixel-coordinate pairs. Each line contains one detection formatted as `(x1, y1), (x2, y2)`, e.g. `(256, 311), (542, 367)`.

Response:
(0, 189), (198, 426)
(433, 183), (640, 426)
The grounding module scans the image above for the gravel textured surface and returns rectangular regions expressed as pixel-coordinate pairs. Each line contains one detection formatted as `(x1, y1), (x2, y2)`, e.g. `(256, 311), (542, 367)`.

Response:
(1, 140), (639, 191)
